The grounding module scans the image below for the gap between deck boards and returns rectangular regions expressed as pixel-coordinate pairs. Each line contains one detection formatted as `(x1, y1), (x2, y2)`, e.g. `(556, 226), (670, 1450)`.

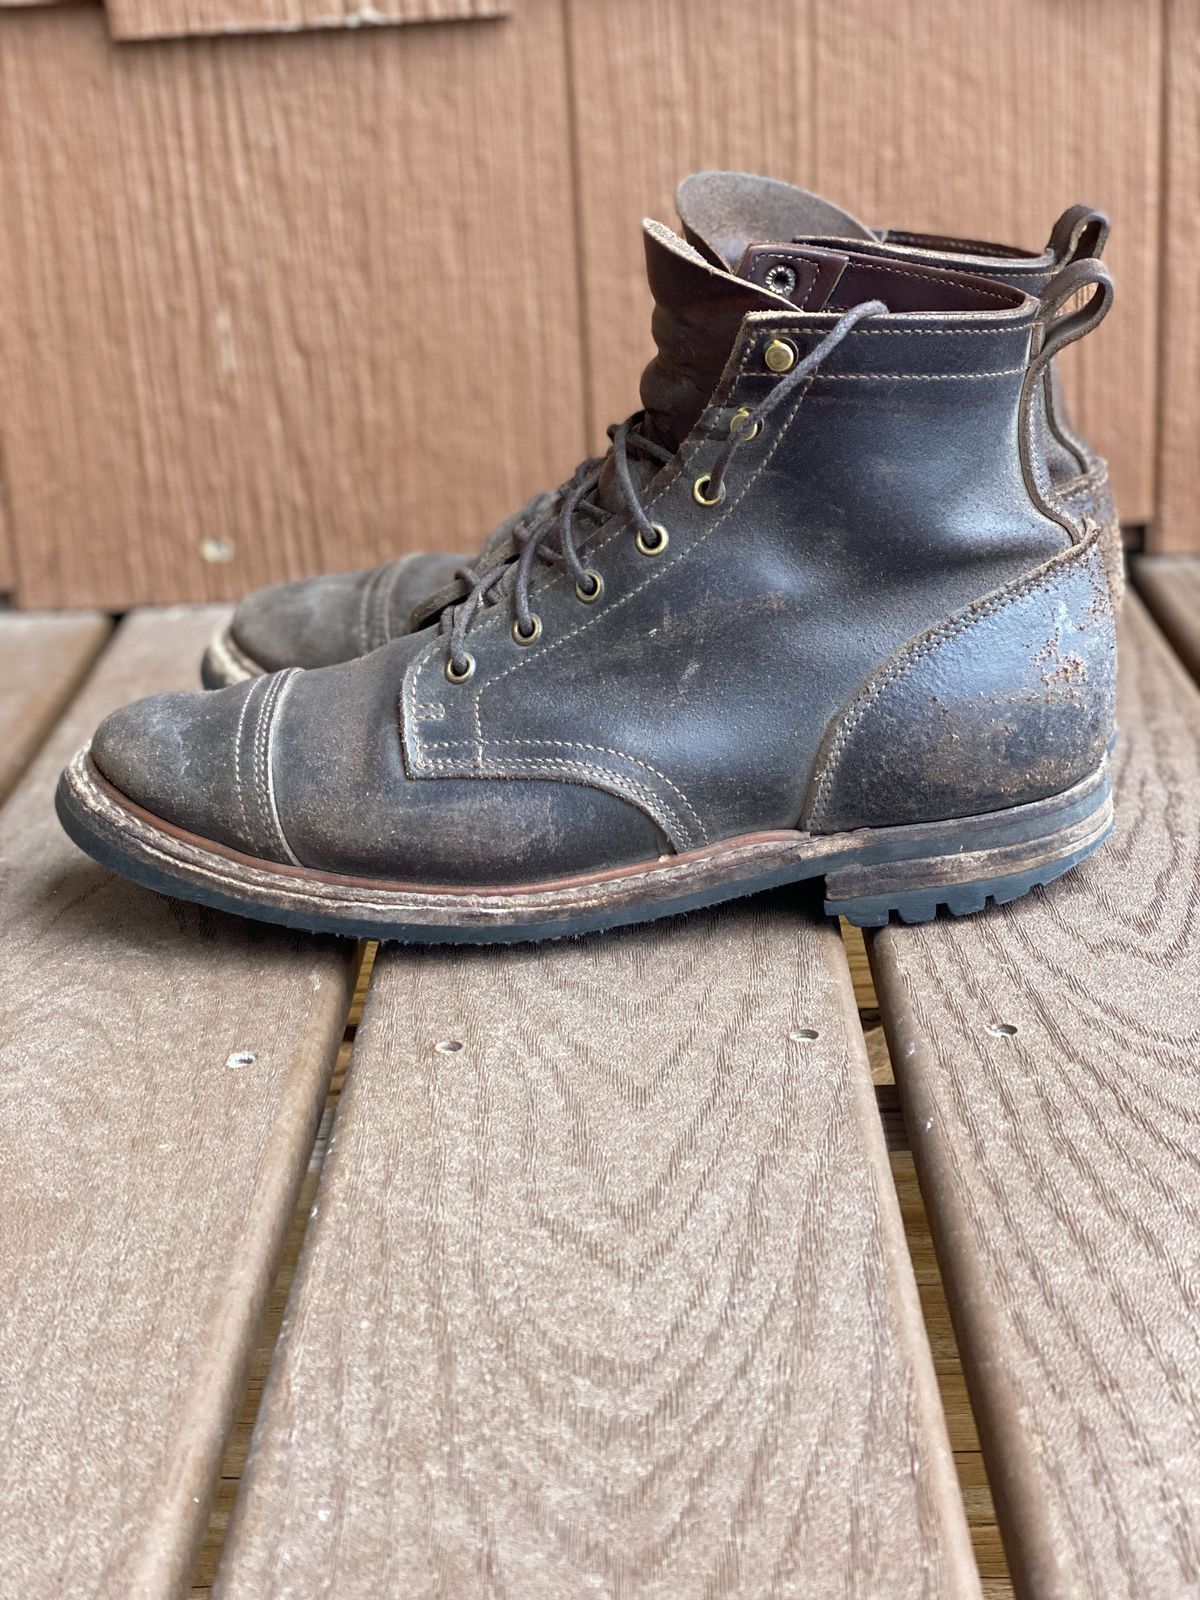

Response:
(186, 929), (1012, 1598)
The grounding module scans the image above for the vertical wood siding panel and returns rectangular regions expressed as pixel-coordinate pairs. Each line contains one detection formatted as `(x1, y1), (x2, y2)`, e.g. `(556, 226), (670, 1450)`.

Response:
(1155, 0), (1200, 552)
(812, 0), (1160, 528)
(0, 2), (583, 608)
(570, 0), (1159, 526)
(106, 0), (508, 46)
(565, 0), (818, 449)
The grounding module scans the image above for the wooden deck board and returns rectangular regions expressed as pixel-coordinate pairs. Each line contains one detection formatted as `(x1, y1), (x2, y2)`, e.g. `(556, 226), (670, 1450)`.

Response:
(0, 609), (358, 1600)
(216, 900), (979, 1598)
(1134, 554), (1200, 683)
(869, 594), (1200, 1599)
(0, 610), (111, 802)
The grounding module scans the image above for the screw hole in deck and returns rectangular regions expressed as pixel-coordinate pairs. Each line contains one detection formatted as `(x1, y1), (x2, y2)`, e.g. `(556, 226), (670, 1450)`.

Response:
(435, 1039), (464, 1055)
(225, 1051), (256, 1069)
(986, 1023), (1018, 1038)
(789, 1028), (820, 1043)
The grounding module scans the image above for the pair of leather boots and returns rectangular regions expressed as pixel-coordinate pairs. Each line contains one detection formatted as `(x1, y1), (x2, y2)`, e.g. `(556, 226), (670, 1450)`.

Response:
(58, 172), (1119, 943)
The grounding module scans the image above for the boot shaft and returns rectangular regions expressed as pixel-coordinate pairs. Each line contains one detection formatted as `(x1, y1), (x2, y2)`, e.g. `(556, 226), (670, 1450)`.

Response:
(399, 222), (1115, 852)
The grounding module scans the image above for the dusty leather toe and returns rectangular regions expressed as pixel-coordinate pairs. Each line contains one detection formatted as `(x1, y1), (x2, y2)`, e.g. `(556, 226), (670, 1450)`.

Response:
(230, 552), (465, 673)
(267, 639), (671, 885)
(90, 676), (299, 863)
(94, 639), (670, 884)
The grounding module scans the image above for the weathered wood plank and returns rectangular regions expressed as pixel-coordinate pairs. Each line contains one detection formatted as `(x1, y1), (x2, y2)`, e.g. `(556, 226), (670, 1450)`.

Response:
(0, 611), (111, 802)
(0, 1), (581, 607)
(869, 594), (1200, 1599)
(0, 609), (358, 1599)
(567, 0), (1159, 522)
(1135, 554), (1200, 684)
(1155, 0), (1200, 552)
(216, 899), (979, 1598)
(105, 0), (506, 45)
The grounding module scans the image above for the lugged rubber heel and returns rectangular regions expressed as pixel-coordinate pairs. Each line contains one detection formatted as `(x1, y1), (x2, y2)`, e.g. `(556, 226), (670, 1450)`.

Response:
(821, 762), (1113, 928)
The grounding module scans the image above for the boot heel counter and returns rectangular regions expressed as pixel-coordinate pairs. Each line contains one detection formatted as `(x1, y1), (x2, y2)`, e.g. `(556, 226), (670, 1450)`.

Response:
(805, 530), (1116, 833)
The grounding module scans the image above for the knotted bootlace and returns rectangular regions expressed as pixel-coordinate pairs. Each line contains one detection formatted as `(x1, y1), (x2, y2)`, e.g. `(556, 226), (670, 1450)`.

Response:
(440, 298), (887, 683)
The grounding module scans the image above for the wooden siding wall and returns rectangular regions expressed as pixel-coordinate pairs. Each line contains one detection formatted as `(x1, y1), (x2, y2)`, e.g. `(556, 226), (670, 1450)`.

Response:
(0, 0), (1188, 610)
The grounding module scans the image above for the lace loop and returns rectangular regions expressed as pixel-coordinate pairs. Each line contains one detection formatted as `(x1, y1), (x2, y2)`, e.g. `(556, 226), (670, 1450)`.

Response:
(440, 299), (887, 680)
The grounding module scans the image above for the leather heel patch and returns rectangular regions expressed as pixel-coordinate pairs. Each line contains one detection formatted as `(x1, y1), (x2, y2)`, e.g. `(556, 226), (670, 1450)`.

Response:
(804, 532), (1116, 834)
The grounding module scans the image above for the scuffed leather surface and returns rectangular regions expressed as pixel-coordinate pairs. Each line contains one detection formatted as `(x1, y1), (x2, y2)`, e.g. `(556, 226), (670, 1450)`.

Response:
(95, 631), (670, 882)
(402, 233), (1075, 859)
(229, 552), (463, 673)
(215, 178), (1116, 689)
(805, 532), (1116, 832)
(92, 673), (295, 862)
(269, 640), (670, 882)
(92, 224), (1114, 889)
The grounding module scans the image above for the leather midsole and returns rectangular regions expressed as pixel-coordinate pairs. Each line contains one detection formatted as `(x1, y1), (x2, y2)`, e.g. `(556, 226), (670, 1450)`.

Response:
(63, 747), (1111, 925)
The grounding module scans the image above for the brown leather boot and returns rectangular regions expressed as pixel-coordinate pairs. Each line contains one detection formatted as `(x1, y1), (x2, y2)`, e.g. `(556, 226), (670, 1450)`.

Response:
(200, 171), (1118, 688)
(60, 218), (1116, 941)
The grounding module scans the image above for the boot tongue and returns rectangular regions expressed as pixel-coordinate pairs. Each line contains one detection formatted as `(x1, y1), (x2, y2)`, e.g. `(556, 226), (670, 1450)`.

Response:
(637, 219), (796, 451)
(675, 171), (875, 268)
(590, 221), (838, 517)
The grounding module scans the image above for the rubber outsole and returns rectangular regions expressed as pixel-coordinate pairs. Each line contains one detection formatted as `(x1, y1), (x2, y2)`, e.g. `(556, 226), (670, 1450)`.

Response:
(56, 749), (1114, 945)
(822, 837), (1108, 927)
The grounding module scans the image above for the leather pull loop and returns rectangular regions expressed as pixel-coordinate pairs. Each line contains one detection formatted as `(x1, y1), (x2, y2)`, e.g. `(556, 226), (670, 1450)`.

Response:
(1028, 258), (1114, 385)
(1046, 203), (1110, 265)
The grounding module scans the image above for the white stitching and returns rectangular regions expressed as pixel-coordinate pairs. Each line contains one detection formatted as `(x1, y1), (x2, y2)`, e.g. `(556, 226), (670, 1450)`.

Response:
(424, 735), (708, 842)
(841, 324), (1036, 336)
(251, 670), (288, 858)
(357, 567), (385, 656)
(837, 258), (1013, 303)
(809, 366), (1025, 381)
(261, 669), (303, 868)
(414, 752), (690, 845)
(807, 535), (1106, 829)
(231, 676), (260, 848)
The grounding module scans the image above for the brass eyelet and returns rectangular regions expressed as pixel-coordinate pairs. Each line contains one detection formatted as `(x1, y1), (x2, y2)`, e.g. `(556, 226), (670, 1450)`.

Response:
(635, 522), (669, 556)
(764, 337), (798, 374)
(511, 613), (543, 646)
(692, 474), (726, 507)
(445, 653), (476, 684)
(729, 407), (762, 441)
(575, 570), (604, 604)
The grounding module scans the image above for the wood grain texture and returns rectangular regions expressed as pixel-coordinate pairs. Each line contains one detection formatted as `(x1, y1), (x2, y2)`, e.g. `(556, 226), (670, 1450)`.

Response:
(869, 595), (1200, 1600)
(0, 611), (111, 802)
(1154, 0), (1200, 551)
(0, 609), (357, 1599)
(1134, 555), (1200, 682)
(106, 0), (506, 45)
(568, 0), (1160, 522)
(0, 1), (582, 608)
(216, 900), (980, 1598)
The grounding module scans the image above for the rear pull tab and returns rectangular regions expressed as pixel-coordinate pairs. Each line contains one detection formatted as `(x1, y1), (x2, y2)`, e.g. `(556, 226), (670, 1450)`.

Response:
(1046, 204), (1110, 266)
(1029, 258), (1114, 386)
(735, 244), (849, 310)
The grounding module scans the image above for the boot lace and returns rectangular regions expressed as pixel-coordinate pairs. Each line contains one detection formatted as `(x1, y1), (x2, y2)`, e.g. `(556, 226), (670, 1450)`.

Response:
(440, 298), (886, 683)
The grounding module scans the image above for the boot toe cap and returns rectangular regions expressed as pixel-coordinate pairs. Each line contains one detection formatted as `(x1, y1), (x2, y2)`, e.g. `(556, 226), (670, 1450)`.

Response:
(229, 571), (369, 674)
(228, 553), (466, 674)
(91, 679), (273, 858)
